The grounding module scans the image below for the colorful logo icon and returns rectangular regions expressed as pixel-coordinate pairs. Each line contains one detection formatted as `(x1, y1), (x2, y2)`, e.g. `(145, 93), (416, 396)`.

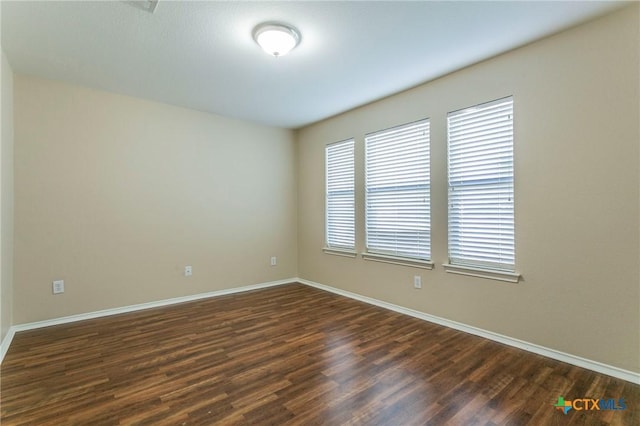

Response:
(554, 396), (572, 414)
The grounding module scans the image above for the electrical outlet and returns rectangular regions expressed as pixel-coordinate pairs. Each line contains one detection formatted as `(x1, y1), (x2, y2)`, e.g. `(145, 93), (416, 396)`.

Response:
(52, 280), (65, 294)
(270, 256), (277, 266)
(414, 276), (422, 289)
(184, 265), (192, 277)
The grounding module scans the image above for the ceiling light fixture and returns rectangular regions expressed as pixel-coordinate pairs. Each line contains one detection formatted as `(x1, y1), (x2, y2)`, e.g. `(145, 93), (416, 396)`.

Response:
(252, 22), (301, 57)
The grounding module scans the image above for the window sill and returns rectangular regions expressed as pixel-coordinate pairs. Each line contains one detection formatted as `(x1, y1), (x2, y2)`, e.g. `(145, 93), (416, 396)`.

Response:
(362, 252), (434, 269)
(323, 247), (358, 258)
(442, 263), (521, 283)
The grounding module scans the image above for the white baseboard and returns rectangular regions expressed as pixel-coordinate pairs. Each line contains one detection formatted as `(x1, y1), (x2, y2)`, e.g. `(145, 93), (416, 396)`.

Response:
(0, 278), (295, 364)
(3, 276), (638, 385)
(296, 278), (640, 385)
(0, 327), (16, 365)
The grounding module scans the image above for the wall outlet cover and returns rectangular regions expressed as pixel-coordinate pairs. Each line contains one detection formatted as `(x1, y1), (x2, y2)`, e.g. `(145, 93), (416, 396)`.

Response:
(413, 276), (422, 289)
(53, 280), (65, 294)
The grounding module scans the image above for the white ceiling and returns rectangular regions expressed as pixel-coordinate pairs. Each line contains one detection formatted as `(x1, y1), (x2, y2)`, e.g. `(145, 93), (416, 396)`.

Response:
(1, 1), (626, 129)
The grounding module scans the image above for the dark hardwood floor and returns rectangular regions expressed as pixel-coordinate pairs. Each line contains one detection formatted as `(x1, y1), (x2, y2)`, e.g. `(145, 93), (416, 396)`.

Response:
(1, 283), (638, 425)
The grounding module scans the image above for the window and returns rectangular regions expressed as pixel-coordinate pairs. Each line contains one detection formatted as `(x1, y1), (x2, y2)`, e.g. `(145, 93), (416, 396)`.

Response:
(365, 119), (431, 264)
(325, 139), (355, 252)
(447, 97), (516, 277)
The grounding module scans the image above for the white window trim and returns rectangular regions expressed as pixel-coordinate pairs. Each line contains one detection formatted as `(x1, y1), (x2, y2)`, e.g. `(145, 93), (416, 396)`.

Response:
(362, 252), (434, 270)
(323, 247), (358, 258)
(443, 263), (521, 283)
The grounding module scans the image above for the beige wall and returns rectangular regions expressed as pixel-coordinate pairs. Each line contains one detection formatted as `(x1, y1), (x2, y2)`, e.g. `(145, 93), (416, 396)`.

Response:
(6, 4), (639, 374)
(297, 5), (640, 372)
(13, 76), (297, 323)
(1, 51), (15, 342)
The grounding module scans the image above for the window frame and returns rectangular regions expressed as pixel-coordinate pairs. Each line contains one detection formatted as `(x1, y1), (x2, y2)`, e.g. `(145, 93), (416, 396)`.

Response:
(324, 138), (356, 257)
(444, 96), (520, 282)
(364, 119), (432, 268)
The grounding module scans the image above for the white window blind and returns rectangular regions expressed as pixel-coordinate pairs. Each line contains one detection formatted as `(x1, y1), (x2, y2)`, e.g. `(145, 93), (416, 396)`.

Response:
(365, 119), (430, 260)
(326, 139), (355, 249)
(447, 97), (515, 271)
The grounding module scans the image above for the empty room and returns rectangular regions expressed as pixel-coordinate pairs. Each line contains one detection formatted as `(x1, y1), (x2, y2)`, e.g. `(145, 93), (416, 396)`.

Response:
(1, 1), (639, 424)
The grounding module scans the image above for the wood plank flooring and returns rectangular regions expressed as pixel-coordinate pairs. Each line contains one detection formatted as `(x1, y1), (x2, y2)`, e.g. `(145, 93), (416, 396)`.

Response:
(1, 283), (638, 425)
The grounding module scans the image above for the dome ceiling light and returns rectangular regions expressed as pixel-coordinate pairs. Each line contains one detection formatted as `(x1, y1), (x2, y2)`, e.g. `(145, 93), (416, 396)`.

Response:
(252, 22), (301, 57)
